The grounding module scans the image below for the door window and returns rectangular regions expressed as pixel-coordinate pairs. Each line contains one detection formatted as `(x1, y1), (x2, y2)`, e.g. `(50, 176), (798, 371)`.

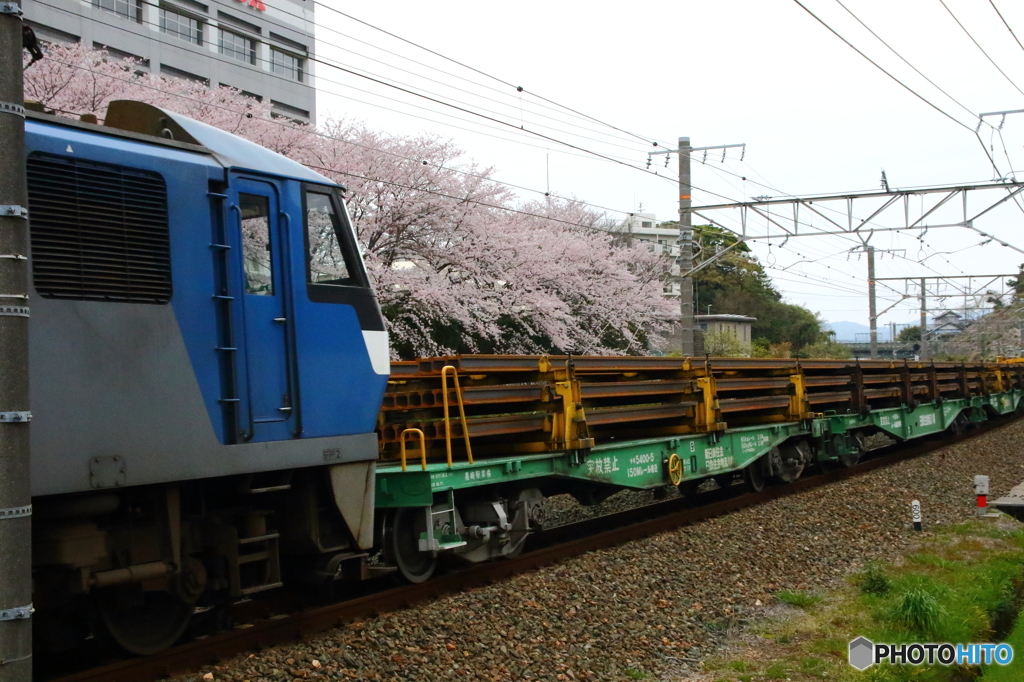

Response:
(240, 193), (273, 295)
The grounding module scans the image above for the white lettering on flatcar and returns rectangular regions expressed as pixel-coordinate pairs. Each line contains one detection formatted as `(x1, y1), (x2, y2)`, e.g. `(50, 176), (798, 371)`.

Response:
(919, 414), (935, 427)
(627, 464), (660, 478)
(463, 469), (493, 482)
(739, 433), (772, 453)
(586, 456), (620, 476)
(705, 446), (731, 471)
(629, 453), (656, 465)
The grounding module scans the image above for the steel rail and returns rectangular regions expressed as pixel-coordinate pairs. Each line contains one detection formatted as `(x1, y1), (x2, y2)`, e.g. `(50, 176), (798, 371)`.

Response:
(46, 414), (1021, 682)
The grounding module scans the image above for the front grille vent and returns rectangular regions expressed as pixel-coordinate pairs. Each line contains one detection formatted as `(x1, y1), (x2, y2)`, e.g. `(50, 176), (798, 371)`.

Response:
(27, 153), (172, 304)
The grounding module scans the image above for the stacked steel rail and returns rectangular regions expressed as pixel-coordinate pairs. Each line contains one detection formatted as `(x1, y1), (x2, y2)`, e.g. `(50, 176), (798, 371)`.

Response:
(379, 355), (1024, 464)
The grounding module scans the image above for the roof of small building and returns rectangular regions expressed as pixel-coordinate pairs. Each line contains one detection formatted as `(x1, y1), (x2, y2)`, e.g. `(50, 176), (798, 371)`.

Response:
(696, 314), (757, 322)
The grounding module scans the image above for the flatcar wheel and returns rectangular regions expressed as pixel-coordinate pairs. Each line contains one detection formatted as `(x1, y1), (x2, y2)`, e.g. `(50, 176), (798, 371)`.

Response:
(949, 413), (969, 436)
(95, 588), (193, 656)
(743, 458), (766, 493)
(768, 445), (803, 484)
(838, 433), (864, 468)
(382, 507), (437, 584)
(677, 479), (700, 497)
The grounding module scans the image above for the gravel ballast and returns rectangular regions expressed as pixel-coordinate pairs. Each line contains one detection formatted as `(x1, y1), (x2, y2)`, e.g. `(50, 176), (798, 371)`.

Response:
(174, 420), (1024, 682)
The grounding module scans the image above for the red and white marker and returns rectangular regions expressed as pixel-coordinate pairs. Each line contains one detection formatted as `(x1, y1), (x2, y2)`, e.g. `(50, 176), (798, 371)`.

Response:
(975, 475), (990, 516)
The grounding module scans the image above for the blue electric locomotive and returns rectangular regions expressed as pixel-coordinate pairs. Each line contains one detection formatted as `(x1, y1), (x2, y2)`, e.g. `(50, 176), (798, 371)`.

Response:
(27, 101), (389, 654)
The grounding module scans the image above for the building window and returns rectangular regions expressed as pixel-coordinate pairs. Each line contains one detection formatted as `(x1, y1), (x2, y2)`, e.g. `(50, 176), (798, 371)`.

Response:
(161, 63), (209, 85)
(93, 42), (150, 69)
(220, 84), (262, 101)
(270, 100), (310, 122)
(642, 221), (653, 228)
(220, 28), (255, 64)
(160, 7), (202, 45)
(271, 48), (303, 82)
(92, 0), (141, 22)
(27, 22), (79, 45)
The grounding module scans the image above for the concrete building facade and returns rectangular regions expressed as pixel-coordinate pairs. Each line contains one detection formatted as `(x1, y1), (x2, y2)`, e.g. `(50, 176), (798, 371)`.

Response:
(25, 0), (316, 122)
(696, 313), (756, 350)
(618, 212), (682, 298)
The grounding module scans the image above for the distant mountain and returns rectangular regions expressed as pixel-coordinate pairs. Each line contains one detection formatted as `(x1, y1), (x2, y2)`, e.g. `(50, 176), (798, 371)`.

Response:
(825, 321), (893, 342)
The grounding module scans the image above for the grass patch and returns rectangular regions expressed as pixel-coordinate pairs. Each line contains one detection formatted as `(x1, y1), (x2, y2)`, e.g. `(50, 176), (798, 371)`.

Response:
(860, 563), (892, 596)
(775, 589), (824, 609)
(701, 518), (1024, 682)
(889, 587), (946, 637)
(623, 668), (647, 680)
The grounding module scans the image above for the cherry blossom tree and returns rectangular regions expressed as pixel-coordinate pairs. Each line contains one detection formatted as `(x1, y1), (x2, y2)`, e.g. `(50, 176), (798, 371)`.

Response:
(25, 43), (674, 357)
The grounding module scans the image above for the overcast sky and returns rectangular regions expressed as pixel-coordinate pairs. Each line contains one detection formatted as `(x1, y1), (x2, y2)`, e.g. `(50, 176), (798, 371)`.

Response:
(311, 0), (1024, 331)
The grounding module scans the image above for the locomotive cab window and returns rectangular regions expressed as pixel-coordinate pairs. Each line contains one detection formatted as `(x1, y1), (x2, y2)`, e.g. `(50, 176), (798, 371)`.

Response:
(304, 188), (364, 288)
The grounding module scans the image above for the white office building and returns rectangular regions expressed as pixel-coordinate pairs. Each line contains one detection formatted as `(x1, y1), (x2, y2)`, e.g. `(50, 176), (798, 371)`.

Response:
(25, 0), (316, 122)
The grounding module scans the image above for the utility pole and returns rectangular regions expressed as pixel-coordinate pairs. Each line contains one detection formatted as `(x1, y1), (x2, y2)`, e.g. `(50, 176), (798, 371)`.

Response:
(0, 2), (33, 680)
(678, 137), (694, 356)
(867, 245), (877, 359)
(920, 278), (928, 360)
(650, 139), (745, 356)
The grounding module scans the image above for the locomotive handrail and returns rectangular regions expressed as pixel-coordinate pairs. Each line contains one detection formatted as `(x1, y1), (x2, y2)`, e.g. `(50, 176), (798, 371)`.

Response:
(399, 428), (427, 471)
(440, 365), (474, 466)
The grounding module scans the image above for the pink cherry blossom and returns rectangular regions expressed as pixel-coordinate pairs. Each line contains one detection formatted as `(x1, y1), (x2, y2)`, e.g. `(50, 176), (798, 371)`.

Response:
(25, 43), (674, 358)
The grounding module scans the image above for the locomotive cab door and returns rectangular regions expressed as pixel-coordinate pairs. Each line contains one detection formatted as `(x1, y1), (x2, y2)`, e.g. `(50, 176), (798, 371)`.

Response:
(231, 177), (295, 437)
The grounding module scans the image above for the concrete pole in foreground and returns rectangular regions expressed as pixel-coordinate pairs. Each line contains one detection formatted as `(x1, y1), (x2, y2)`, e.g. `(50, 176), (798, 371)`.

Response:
(678, 136), (694, 357)
(919, 278), (928, 360)
(0, 2), (33, 679)
(867, 245), (878, 359)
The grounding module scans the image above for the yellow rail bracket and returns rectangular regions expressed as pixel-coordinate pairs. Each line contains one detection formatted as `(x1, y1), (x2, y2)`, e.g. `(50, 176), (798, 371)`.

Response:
(667, 453), (683, 486)
(399, 428), (427, 471)
(441, 365), (474, 466)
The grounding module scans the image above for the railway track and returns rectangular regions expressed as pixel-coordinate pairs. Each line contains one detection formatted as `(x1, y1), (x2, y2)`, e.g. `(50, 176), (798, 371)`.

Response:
(47, 416), (1013, 682)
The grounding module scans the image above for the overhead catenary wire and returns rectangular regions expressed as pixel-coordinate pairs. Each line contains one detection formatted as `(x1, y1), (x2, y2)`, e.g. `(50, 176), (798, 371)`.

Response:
(37, 59), (689, 242)
(832, 0), (989, 123)
(199, 0), (673, 153)
(27, 11), (665, 221)
(988, 0), (1024, 57)
(102, 0), (660, 151)
(939, 0), (1024, 100)
(790, 0), (978, 131)
(40, 72), (868, 300)
(38, 19), (1019, 317)
(310, 2), (673, 152)
(32, 0), (661, 168)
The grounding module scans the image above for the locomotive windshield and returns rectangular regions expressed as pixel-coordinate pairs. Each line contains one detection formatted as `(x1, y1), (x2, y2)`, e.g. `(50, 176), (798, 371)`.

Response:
(304, 188), (363, 287)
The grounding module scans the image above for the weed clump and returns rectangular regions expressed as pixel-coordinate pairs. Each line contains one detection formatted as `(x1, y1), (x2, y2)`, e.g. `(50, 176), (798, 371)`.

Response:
(859, 563), (892, 596)
(890, 588), (945, 637)
(775, 589), (823, 609)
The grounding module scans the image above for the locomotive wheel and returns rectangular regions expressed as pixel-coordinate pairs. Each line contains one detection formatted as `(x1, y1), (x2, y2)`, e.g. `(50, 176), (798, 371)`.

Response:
(95, 587), (193, 656)
(382, 507), (437, 584)
(743, 458), (766, 493)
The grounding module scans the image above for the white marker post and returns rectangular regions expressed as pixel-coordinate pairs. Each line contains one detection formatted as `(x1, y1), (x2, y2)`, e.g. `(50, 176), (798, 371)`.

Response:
(975, 475), (990, 517)
(912, 500), (923, 531)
